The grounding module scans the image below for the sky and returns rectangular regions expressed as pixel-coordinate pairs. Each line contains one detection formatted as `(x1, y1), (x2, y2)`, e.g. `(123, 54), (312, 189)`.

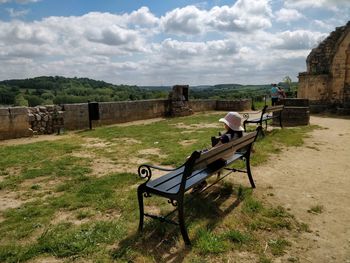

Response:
(0, 0), (349, 86)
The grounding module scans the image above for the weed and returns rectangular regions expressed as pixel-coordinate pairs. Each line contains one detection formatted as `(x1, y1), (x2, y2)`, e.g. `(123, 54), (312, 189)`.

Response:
(195, 229), (228, 254)
(259, 255), (272, 263)
(268, 239), (291, 256)
(224, 230), (251, 245)
(298, 222), (312, 233)
(307, 205), (324, 214)
(242, 197), (263, 215)
(30, 184), (41, 190)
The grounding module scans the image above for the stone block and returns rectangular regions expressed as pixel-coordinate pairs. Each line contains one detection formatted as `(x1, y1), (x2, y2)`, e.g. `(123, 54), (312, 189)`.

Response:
(0, 108), (9, 117)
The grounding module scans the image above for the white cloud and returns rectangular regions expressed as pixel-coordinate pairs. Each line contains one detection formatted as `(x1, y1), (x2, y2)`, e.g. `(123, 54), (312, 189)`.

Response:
(284, 0), (350, 10)
(275, 8), (304, 22)
(15, 0), (40, 3)
(160, 0), (272, 35)
(86, 25), (141, 47)
(0, 0), (40, 4)
(6, 8), (29, 18)
(161, 5), (206, 35)
(0, 1), (345, 85)
(127, 6), (159, 27)
(271, 30), (327, 50)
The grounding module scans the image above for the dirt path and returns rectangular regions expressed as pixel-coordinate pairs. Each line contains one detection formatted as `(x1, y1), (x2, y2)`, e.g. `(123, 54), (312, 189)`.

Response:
(253, 116), (350, 263)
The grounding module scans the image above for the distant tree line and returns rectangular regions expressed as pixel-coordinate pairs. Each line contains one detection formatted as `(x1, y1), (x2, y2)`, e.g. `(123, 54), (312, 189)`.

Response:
(0, 76), (298, 107)
(0, 76), (167, 107)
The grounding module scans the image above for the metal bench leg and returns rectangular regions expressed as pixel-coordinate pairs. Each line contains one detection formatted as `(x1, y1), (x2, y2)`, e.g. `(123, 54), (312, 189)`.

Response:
(137, 185), (145, 232)
(279, 116), (283, 129)
(178, 199), (191, 246)
(245, 154), (256, 188)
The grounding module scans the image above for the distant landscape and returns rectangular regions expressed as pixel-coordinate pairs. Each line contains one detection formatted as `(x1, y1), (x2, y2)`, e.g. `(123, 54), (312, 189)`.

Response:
(0, 76), (298, 107)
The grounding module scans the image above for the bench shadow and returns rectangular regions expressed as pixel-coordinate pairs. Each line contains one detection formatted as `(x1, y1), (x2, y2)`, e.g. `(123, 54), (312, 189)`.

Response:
(113, 182), (247, 262)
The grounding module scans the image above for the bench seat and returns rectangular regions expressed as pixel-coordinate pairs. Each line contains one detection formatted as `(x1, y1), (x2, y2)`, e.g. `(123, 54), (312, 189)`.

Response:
(146, 153), (243, 195)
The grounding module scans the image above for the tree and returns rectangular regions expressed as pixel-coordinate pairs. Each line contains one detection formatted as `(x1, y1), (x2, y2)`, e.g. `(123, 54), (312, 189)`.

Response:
(14, 94), (28, 106)
(283, 76), (292, 92)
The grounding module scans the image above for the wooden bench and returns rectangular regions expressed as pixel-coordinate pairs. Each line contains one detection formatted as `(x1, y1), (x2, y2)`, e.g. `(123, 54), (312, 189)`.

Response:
(243, 105), (284, 135)
(137, 129), (259, 245)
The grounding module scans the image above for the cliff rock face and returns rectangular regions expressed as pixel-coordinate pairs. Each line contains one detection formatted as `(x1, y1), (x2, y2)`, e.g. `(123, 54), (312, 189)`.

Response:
(298, 21), (350, 110)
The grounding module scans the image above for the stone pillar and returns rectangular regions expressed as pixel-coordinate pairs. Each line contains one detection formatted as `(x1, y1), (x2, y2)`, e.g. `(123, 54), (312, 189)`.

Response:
(275, 99), (310, 127)
(168, 85), (193, 117)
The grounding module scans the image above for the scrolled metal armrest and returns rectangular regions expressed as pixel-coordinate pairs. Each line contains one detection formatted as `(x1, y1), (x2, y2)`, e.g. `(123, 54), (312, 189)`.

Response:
(242, 113), (250, 120)
(138, 164), (184, 182)
(138, 165), (153, 182)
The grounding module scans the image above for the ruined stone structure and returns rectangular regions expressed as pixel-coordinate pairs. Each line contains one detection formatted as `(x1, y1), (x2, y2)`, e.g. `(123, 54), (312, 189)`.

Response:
(298, 21), (350, 113)
(168, 85), (193, 117)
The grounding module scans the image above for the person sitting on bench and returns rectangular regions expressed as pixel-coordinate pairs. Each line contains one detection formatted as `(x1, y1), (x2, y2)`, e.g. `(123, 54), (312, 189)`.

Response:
(193, 112), (244, 192)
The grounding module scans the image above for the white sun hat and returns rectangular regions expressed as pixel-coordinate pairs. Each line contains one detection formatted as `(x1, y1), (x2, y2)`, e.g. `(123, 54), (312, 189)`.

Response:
(219, 112), (244, 131)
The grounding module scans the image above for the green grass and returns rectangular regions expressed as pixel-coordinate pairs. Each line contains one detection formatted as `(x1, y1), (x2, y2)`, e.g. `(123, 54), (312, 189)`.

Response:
(268, 239), (291, 256)
(0, 112), (317, 262)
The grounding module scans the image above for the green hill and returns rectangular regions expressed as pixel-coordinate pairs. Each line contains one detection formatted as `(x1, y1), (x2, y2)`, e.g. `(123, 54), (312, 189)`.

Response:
(0, 76), (298, 107)
(0, 76), (167, 107)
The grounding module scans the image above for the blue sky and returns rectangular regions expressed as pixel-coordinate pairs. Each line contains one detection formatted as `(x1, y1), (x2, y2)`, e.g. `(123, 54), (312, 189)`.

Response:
(0, 0), (349, 85)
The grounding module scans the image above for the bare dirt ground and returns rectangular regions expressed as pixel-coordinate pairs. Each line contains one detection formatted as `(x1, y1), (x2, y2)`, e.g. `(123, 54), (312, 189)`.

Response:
(251, 116), (350, 263)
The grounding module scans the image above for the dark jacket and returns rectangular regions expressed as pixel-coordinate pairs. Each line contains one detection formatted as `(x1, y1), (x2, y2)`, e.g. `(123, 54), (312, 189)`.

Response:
(219, 129), (243, 143)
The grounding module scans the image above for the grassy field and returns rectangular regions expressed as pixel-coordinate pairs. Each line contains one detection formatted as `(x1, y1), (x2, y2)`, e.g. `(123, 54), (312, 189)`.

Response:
(0, 112), (316, 262)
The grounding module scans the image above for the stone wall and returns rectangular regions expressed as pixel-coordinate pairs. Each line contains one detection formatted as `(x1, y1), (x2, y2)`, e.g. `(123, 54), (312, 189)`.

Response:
(298, 74), (330, 101)
(189, 100), (216, 112)
(280, 99), (310, 126)
(0, 107), (32, 140)
(28, 106), (64, 134)
(298, 21), (350, 109)
(0, 98), (252, 140)
(98, 100), (168, 126)
(216, 99), (251, 111)
(330, 31), (350, 103)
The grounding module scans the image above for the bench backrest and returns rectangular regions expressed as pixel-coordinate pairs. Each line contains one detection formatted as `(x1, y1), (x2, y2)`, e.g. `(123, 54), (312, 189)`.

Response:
(263, 105), (284, 114)
(193, 131), (257, 170)
(178, 130), (258, 193)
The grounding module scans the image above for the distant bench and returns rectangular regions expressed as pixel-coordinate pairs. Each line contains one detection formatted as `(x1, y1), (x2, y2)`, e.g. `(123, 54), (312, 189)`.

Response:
(137, 129), (259, 245)
(243, 105), (284, 135)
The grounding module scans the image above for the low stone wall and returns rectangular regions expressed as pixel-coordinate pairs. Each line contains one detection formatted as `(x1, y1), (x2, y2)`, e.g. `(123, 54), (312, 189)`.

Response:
(0, 107), (32, 140)
(98, 100), (168, 125)
(0, 98), (253, 140)
(216, 99), (251, 111)
(189, 100), (216, 112)
(280, 99), (310, 126)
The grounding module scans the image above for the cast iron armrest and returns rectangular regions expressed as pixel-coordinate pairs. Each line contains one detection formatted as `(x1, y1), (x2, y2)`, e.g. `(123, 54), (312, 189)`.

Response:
(241, 110), (262, 121)
(138, 164), (185, 182)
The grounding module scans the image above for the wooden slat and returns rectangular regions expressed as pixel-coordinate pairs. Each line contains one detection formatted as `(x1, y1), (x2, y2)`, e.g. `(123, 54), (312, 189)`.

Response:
(143, 132), (256, 195)
(265, 105), (284, 113)
(193, 131), (256, 171)
(145, 153), (244, 195)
